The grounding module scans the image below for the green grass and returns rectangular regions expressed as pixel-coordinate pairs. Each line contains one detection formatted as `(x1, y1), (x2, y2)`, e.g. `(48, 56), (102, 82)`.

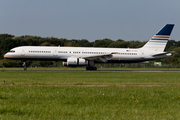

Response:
(0, 71), (180, 85)
(1, 70), (180, 119)
(1, 86), (180, 120)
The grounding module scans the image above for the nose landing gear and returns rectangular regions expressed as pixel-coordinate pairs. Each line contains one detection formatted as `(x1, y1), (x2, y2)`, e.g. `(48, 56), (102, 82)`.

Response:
(22, 62), (27, 71)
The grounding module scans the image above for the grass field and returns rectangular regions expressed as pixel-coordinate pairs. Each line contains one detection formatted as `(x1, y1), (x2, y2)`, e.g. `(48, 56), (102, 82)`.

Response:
(1, 70), (180, 85)
(1, 69), (180, 119)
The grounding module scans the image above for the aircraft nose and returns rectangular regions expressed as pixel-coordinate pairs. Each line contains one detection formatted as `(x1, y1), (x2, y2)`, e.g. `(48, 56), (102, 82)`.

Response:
(4, 53), (9, 58)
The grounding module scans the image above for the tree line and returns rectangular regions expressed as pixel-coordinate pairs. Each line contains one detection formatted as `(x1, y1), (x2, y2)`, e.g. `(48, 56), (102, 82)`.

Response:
(0, 34), (180, 67)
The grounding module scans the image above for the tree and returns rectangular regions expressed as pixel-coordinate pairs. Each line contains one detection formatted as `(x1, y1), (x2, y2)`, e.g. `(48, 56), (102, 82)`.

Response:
(93, 38), (113, 47)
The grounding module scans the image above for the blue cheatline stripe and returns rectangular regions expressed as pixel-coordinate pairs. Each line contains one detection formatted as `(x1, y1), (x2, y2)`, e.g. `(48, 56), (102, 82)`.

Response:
(156, 24), (174, 36)
(148, 41), (167, 43)
(151, 38), (168, 40)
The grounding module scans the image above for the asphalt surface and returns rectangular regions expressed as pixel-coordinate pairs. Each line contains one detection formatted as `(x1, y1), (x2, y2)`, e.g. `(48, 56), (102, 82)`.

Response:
(3, 69), (180, 72)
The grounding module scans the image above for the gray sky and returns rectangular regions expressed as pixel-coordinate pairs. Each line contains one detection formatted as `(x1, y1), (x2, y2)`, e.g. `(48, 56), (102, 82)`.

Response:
(0, 0), (179, 42)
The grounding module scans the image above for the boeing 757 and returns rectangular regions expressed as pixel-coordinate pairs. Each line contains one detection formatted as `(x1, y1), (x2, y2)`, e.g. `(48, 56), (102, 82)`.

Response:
(4, 24), (174, 71)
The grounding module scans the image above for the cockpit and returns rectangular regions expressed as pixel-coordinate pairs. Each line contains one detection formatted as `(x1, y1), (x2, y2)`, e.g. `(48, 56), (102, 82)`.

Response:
(8, 50), (15, 53)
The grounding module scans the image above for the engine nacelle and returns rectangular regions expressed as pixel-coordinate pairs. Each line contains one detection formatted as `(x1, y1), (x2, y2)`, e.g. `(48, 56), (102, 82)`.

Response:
(63, 57), (88, 67)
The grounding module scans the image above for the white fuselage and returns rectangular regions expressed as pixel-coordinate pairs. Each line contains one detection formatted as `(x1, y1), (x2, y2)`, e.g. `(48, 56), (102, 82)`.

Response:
(4, 46), (171, 63)
(3, 24), (174, 70)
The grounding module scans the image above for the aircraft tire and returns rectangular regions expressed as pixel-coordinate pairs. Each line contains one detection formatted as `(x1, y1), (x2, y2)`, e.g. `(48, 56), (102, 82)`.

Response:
(93, 67), (97, 70)
(86, 67), (90, 70)
(24, 66), (27, 71)
(86, 67), (97, 71)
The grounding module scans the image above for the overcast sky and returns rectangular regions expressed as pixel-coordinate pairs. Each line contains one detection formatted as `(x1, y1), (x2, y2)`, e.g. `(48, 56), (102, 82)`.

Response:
(0, 0), (179, 42)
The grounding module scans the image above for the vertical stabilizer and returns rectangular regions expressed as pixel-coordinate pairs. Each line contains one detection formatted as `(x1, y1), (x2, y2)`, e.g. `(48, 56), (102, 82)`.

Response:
(142, 24), (174, 52)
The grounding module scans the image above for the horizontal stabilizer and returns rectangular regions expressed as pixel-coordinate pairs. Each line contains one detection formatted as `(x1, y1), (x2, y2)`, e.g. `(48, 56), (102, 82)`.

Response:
(151, 51), (174, 57)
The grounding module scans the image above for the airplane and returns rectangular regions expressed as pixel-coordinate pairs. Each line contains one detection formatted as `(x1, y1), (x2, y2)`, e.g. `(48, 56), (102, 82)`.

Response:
(4, 24), (174, 71)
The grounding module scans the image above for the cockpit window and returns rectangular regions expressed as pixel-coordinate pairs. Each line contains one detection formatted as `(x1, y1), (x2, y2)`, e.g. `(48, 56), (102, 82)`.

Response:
(8, 50), (15, 53)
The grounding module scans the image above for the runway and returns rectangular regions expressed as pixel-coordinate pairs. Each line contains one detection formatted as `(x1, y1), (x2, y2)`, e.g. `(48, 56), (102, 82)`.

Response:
(3, 69), (180, 72)
(100, 70), (180, 72)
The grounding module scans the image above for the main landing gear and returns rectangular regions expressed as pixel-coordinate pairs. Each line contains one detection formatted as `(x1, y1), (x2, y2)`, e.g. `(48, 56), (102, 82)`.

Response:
(22, 61), (27, 71)
(86, 60), (97, 71)
(86, 66), (97, 70)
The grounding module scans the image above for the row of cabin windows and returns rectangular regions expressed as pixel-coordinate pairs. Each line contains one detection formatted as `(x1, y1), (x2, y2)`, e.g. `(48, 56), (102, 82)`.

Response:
(118, 53), (137, 55)
(28, 50), (137, 55)
(29, 51), (51, 53)
(82, 52), (106, 54)
(58, 51), (67, 53)
(59, 51), (137, 55)
(59, 51), (106, 54)
(73, 51), (81, 54)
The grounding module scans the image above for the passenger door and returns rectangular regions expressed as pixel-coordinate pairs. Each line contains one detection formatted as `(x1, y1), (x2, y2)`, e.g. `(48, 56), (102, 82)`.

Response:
(21, 49), (25, 56)
(53, 49), (58, 56)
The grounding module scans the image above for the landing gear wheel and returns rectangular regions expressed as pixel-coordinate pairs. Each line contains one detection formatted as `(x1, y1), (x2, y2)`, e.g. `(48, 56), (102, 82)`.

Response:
(22, 61), (27, 71)
(94, 67), (97, 70)
(86, 67), (97, 71)
(24, 66), (27, 71)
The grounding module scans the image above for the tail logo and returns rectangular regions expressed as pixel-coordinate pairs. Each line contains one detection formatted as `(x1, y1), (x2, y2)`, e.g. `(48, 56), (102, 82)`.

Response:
(151, 24), (174, 40)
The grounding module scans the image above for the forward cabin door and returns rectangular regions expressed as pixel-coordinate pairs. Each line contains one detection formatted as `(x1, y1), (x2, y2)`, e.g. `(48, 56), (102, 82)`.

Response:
(21, 49), (25, 56)
(53, 49), (58, 57)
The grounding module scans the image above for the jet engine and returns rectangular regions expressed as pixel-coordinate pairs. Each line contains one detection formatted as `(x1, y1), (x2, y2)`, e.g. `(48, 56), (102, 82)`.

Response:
(63, 57), (88, 67)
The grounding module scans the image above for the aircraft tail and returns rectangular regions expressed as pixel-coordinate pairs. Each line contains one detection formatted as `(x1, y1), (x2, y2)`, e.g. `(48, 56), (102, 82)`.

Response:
(141, 24), (174, 52)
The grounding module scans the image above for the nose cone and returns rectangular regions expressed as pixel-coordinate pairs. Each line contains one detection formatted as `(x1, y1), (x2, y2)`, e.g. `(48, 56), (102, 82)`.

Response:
(4, 53), (9, 59)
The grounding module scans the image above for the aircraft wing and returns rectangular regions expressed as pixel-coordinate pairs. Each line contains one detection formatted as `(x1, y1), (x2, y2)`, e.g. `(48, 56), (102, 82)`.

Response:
(80, 52), (118, 62)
